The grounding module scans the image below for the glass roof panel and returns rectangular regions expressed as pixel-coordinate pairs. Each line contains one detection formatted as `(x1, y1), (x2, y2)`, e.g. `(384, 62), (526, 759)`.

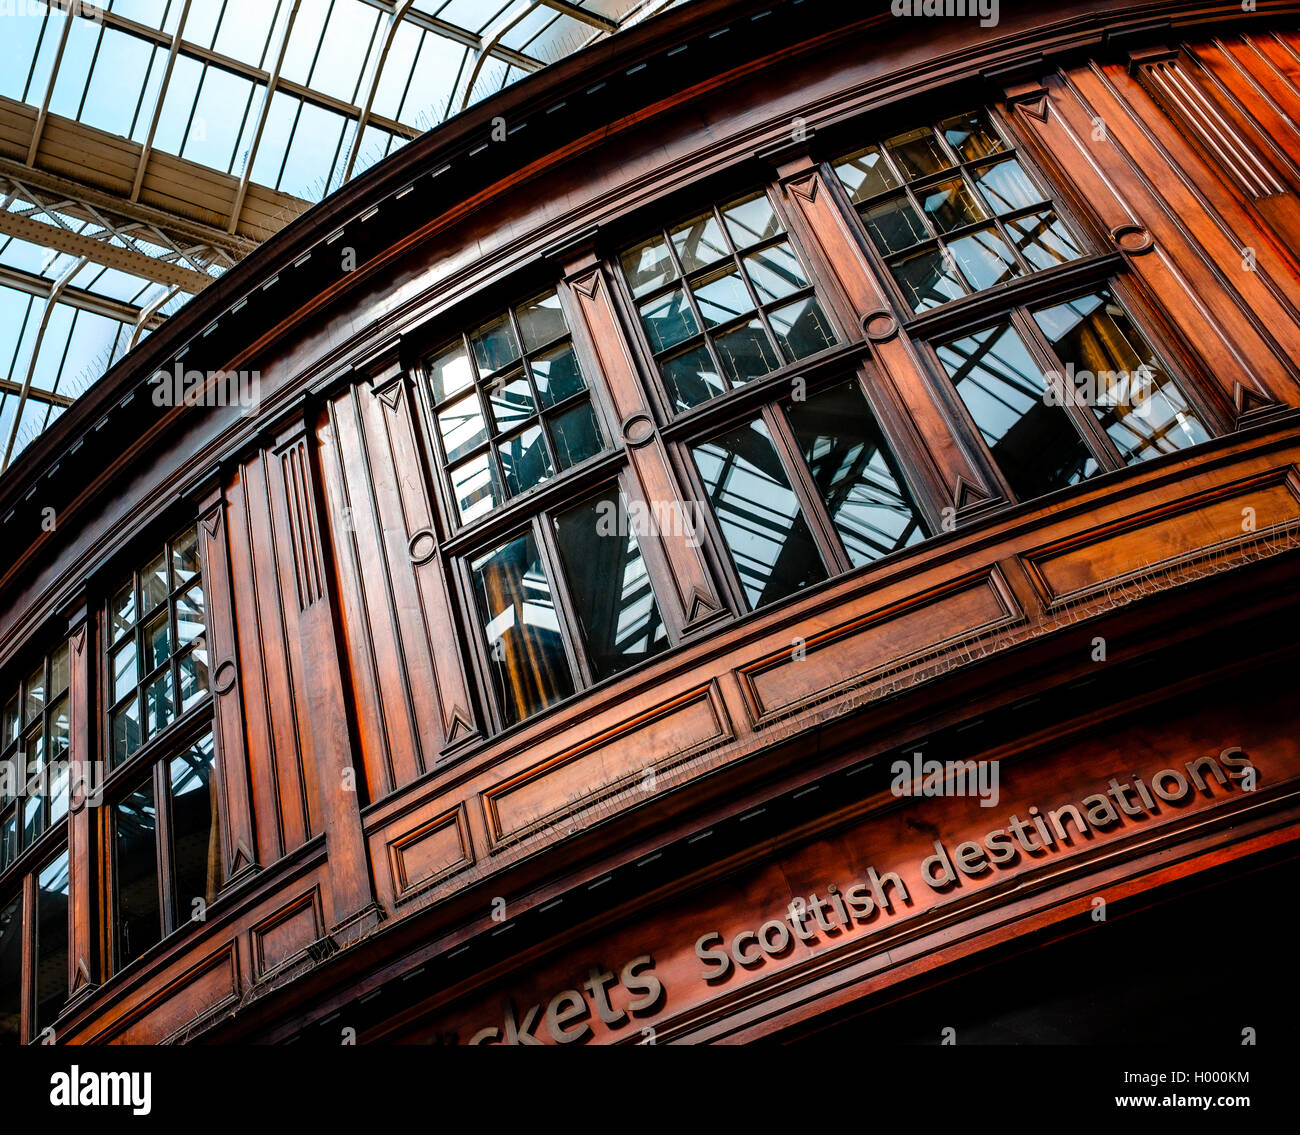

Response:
(0, 0), (689, 471)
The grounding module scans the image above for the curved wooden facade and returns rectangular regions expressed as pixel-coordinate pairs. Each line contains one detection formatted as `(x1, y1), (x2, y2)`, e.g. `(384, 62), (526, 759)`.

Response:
(2, 0), (1299, 1045)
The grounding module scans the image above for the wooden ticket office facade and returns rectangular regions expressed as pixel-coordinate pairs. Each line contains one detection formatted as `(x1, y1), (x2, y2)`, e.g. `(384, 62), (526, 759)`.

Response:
(1, 0), (1298, 1045)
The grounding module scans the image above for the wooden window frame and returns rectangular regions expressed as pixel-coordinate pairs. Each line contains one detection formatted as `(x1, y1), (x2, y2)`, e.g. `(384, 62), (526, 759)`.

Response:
(669, 367), (931, 615)
(451, 469), (678, 736)
(614, 185), (846, 419)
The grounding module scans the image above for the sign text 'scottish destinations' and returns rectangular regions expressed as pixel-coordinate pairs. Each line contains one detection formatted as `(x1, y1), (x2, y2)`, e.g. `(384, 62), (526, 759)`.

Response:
(466, 747), (1255, 1043)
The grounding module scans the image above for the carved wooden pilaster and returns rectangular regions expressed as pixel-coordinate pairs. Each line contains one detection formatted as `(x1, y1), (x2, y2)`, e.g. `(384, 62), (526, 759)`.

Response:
(196, 480), (259, 890)
(563, 260), (728, 636)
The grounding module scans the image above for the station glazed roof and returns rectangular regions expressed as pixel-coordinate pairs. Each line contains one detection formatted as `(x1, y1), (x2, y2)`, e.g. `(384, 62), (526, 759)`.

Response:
(0, 0), (681, 472)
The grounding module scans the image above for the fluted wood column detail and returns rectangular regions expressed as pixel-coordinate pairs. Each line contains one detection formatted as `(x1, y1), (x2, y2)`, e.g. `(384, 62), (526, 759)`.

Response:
(268, 416), (381, 944)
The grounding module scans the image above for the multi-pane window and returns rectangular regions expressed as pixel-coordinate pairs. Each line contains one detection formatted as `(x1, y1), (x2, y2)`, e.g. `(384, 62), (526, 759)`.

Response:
(936, 287), (1211, 502)
(107, 526), (208, 767)
(0, 643), (70, 873)
(689, 380), (927, 611)
(468, 484), (670, 728)
(620, 191), (838, 413)
(111, 730), (221, 972)
(103, 526), (219, 974)
(833, 110), (1084, 314)
(0, 845), (68, 1044)
(425, 291), (605, 528)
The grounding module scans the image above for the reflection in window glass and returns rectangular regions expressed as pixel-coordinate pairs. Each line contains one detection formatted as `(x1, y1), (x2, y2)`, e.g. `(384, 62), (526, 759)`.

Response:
(692, 420), (826, 610)
(35, 851), (69, 1033)
(115, 780), (162, 969)
(426, 291), (604, 526)
(833, 109), (1084, 313)
(938, 322), (1098, 500)
(169, 733), (220, 922)
(472, 533), (575, 726)
(553, 489), (669, 680)
(622, 192), (836, 412)
(107, 527), (208, 767)
(787, 384), (928, 568)
(1033, 291), (1210, 464)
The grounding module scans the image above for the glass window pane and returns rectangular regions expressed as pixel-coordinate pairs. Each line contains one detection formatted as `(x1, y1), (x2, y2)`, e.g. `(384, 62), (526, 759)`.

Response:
(450, 453), (501, 526)
(692, 267), (754, 328)
(670, 212), (729, 273)
(111, 580), (137, 642)
(4, 691), (20, 748)
(918, 177), (987, 233)
(937, 322), (1098, 500)
(23, 784), (43, 847)
(891, 247), (967, 312)
(144, 668), (175, 738)
(428, 340), (475, 403)
(516, 292), (567, 352)
(788, 383), (927, 567)
(176, 583), (205, 648)
(23, 664), (44, 723)
(639, 288), (700, 353)
(885, 126), (952, 180)
(35, 851), (69, 1034)
(548, 402), (603, 471)
(0, 895), (20, 1043)
(469, 313), (520, 374)
(171, 527), (200, 587)
(661, 345), (726, 411)
(487, 372), (536, 433)
(530, 342), (586, 407)
(1007, 209), (1083, 269)
(114, 781), (162, 969)
(769, 297), (836, 361)
(49, 644), (69, 699)
(498, 425), (554, 497)
(141, 553), (168, 612)
(471, 532), (575, 726)
(692, 420), (826, 609)
(169, 733), (220, 921)
(620, 235), (677, 298)
(437, 392), (489, 463)
(714, 321), (781, 384)
(1033, 291), (1210, 464)
(973, 157), (1044, 215)
(861, 196), (928, 255)
(112, 640), (138, 704)
(553, 489), (669, 680)
(948, 227), (1022, 291)
(111, 699), (141, 768)
(0, 817), (17, 872)
(722, 193), (781, 248)
(144, 608), (171, 670)
(47, 696), (68, 761)
(744, 241), (809, 303)
(939, 111), (1006, 161)
(177, 648), (210, 712)
(834, 145), (900, 203)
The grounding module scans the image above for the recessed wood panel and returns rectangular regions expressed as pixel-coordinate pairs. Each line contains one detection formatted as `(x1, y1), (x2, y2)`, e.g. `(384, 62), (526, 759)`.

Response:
(483, 683), (732, 843)
(738, 569), (1021, 725)
(250, 889), (325, 980)
(102, 945), (240, 1045)
(385, 805), (473, 903)
(1022, 467), (1300, 605)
